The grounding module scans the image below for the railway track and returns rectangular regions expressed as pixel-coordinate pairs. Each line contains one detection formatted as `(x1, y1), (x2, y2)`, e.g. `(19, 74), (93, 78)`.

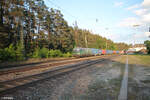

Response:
(0, 55), (108, 76)
(0, 57), (110, 96)
(0, 58), (77, 75)
(0, 58), (76, 70)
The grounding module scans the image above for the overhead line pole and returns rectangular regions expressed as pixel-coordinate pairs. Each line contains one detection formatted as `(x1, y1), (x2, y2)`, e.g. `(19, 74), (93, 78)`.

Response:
(74, 21), (78, 47)
(149, 27), (150, 38)
(133, 24), (140, 47)
(105, 28), (108, 50)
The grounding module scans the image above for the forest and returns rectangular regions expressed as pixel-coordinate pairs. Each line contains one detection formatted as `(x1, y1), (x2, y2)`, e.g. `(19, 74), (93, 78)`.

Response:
(0, 0), (130, 62)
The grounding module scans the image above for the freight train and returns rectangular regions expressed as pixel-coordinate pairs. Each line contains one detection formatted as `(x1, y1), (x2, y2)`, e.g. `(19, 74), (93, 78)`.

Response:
(73, 47), (124, 57)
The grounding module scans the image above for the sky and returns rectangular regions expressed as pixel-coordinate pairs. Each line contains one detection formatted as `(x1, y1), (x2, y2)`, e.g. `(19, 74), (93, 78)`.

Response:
(44, 0), (150, 44)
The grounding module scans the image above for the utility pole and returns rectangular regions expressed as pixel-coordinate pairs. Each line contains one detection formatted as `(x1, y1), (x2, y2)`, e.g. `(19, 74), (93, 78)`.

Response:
(74, 21), (78, 47)
(105, 28), (108, 49)
(106, 39), (107, 49)
(149, 27), (150, 38)
(133, 24), (140, 47)
(85, 33), (88, 48)
(19, 16), (25, 59)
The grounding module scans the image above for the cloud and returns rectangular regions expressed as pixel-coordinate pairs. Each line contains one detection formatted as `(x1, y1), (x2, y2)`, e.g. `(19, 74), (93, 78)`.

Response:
(118, 17), (142, 27)
(134, 9), (148, 16)
(142, 0), (150, 8)
(114, 2), (124, 7)
(128, 33), (148, 44)
(141, 13), (150, 22)
(120, 0), (150, 28)
(133, 33), (146, 39)
(126, 0), (150, 10)
(145, 32), (150, 36)
(115, 0), (150, 43)
(127, 4), (140, 10)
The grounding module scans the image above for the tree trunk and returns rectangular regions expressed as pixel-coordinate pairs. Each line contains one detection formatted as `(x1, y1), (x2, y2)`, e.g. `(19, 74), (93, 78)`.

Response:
(19, 16), (25, 58)
(0, 1), (4, 25)
(48, 27), (51, 49)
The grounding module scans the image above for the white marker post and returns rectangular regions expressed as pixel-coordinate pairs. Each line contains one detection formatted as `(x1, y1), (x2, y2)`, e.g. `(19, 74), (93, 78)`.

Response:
(118, 55), (128, 100)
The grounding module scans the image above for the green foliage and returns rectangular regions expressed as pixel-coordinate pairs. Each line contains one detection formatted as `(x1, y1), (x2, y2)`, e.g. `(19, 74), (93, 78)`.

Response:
(115, 43), (130, 50)
(0, 44), (24, 62)
(39, 48), (49, 58)
(63, 52), (72, 57)
(48, 50), (63, 57)
(32, 48), (64, 58)
(32, 48), (40, 58)
(48, 50), (72, 57)
(47, 9), (75, 53)
(0, 44), (15, 61)
(32, 48), (49, 58)
(15, 43), (24, 60)
(144, 40), (150, 54)
(0, 0), (75, 61)
(73, 28), (129, 50)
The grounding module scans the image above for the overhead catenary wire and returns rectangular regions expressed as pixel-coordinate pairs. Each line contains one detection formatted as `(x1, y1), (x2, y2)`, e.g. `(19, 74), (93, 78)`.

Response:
(45, 0), (106, 30)
(45, 0), (100, 26)
(45, 0), (110, 45)
(45, 0), (81, 46)
(46, 0), (79, 22)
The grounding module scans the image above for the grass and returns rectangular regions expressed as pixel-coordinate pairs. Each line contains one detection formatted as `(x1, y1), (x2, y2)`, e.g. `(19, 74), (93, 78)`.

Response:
(135, 55), (150, 64)
(113, 55), (150, 67)
(128, 55), (150, 66)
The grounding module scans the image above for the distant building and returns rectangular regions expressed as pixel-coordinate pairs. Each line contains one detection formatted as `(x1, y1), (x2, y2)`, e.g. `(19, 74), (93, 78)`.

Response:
(128, 44), (147, 52)
(137, 49), (147, 54)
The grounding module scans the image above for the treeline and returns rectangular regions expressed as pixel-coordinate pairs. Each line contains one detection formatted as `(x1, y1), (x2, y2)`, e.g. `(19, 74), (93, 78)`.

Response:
(74, 28), (130, 50)
(0, 0), (129, 62)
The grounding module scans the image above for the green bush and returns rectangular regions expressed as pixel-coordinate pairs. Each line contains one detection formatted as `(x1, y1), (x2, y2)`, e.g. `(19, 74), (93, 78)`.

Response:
(63, 52), (72, 57)
(0, 49), (7, 61)
(0, 45), (72, 62)
(54, 50), (63, 57)
(47, 50), (55, 57)
(48, 50), (63, 57)
(33, 49), (71, 58)
(15, 43), (24, 60)
(32, 48), (39, 58)
(32, 48), (49, 58)
(0, 44), (16, 61)
(39, 48), (49, 58)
